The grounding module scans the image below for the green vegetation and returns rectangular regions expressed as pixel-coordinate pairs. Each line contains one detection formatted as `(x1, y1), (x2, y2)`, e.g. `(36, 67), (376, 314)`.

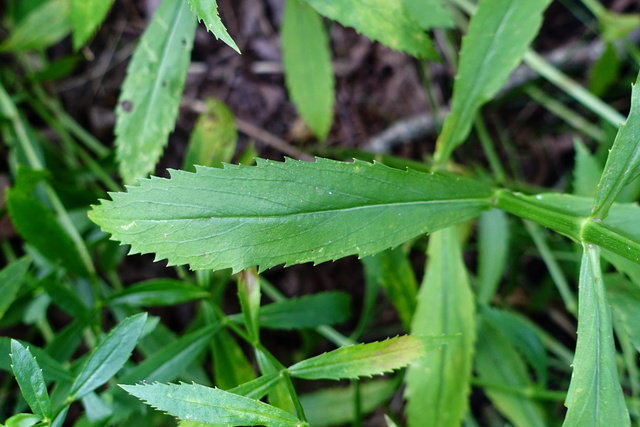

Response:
(1, 0), (640, 426)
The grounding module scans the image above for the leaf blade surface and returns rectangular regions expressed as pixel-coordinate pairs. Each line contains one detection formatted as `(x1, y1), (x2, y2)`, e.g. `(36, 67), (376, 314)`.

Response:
(115, 0), (197, 183)
(10, 340), (52, 419)
(90, 158), (493, 272)
(187, 0), (240, 53)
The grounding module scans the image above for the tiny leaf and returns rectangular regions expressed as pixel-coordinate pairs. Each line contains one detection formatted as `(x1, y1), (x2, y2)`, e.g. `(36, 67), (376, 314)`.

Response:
(563, 244), (630, 426)
(282, 0), (335, 140)
(187, 0), (240, 53)
(300, 0), (438, 59)
(183, 98), (237, 171)
(591, 71), (640, 220)
(89, 158), (493, 273)
(70, 0), (114, 49)
(120, 382), (304, 426)
(288, 335), (424, 380)
(115, 0), (197, 183)
(10, 340), (52, 418)
(70, 313), (148, 400)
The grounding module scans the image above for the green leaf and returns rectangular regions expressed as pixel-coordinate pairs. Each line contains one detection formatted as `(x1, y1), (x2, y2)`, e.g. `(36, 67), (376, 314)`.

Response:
(282, 0), (334, 140)
(0, 338), (73, 383)
(434, 0), (551, 164)
(605, 275), (640, 353)
(209, 314), (256, 389)
(183, 98), (237, 172)
(227, 373), (281, 400)
(237, 268), (261, 342)
(299, 380), (396, 427)
(475, 311), (547, 427)
(115, 0), (197, 183)
(300, 0), (438, 59)
(3, 413), (42, 427)
(563, 244), (630, 426)
(257, 291), (350, 330)
(288, 335), (423, 380)
(591, 71), (640, 220)
(6, 189), (89, 277)
(403, 0), (454, 30)
(10, 340), (52, 419)
(0, 257), (31, 318)
(70, 313), (148, 400)
(0, 0), (71, 52)
(481, 308), (548, 386)
(70, 0), (114, 49)
(405, 227), (476, 427)
(476, 209), (509, 305)
(119, 324), (221, 384)
(186, 0), (240, 53)
(120, 382), (304, 426)
(89, 158), (493, 272)
(107, 279), (210, 307)
(361, 249), (418, 331)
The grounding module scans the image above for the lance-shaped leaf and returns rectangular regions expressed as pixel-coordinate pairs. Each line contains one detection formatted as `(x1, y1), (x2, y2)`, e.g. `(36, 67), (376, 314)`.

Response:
(256, 291), (350, 330)
(563, 244), (630, 426)
(70, 313), (148, 400)
(300, 0), (438, 59)
(405, 227), (476, 427)
(115, 0), (197, 183)
(288, 335), (425, 380)
(10, 340), (52, 419)
(70, 0), (114, 49)
(89, 158), (493, 272)
(0, 257), (31, 318)
(434, 0), (550, 164)
(120, 382), (304, 427)
(591, 72), (640, 220)
(282, 0), (334, 140)
(0, 0), (71, 52)
(187, 0), (240, 53)
(107, 279), (210, 307)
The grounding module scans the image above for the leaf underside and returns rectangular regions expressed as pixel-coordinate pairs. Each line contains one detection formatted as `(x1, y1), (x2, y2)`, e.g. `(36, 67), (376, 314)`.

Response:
(89, 158), (493, 273)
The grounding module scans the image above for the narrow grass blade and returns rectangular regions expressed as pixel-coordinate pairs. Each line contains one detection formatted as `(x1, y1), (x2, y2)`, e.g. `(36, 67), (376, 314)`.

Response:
(107, 279), (210, 307)
(282, 0), (334, 140)
(591, 72), (640, 220)
(183, 98), (237, 171)
(256, 291), (350, 330)
(120, 382), (304, 426)
(476, 209), (509, 305)
(70, 313), (148, 400)
(10, 340), (52, 419)
(89, 158), (493, 273)
(0, 257), (31, 318)
(563, 244), (630, 426)
(361, 249), (418, 331)
(70, 0), (114, 49)
(187, 0), (240, 53)
(288, 335), (424, 380)
(0, 0), (71, 52)
(476, 310), (547, 427)
(300, 0), (437, 59)
(405, 227), (476, 427)
(434, 0), (550, 165)
(115, 0), (197, 183)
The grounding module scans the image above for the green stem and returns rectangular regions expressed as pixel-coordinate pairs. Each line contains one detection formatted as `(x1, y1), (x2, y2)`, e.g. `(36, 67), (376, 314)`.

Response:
(474, 114), (507, 184)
